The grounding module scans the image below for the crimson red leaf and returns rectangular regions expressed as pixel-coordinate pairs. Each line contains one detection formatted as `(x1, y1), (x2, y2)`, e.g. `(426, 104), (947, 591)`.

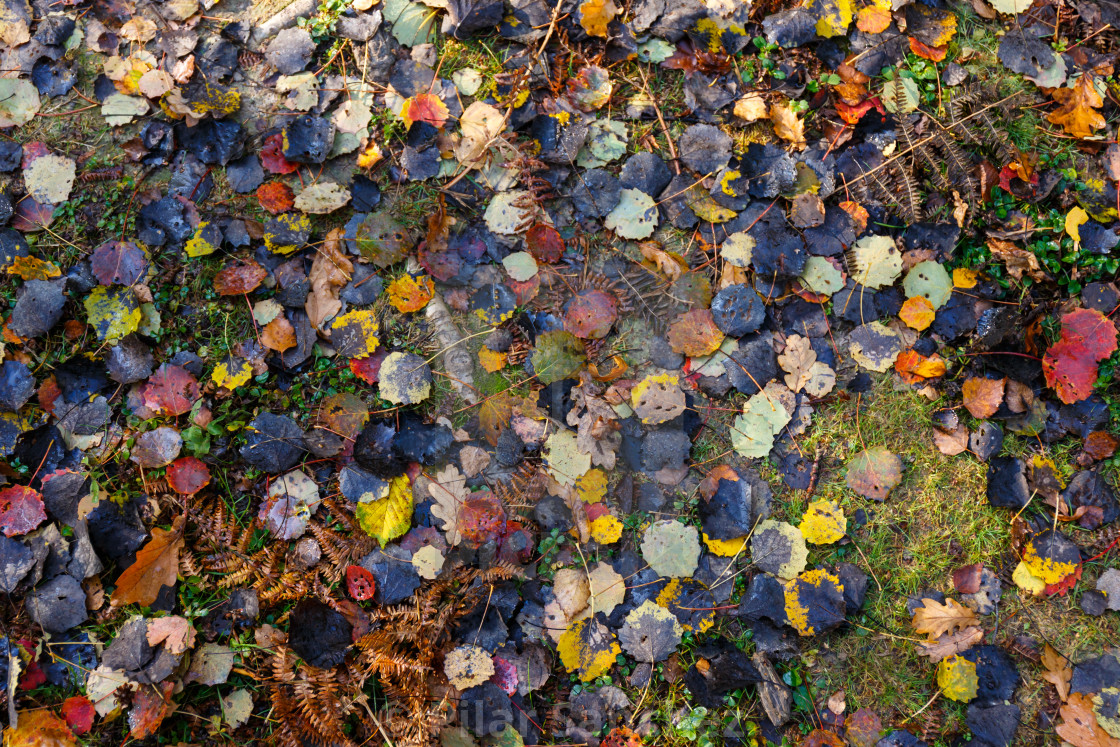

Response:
(1043, 338), (1099, 404)
(349, 347), (388, 384)
(61, 696), (95, 735)
(1061, 307), (1118, 360)
(0, 485), (47, 537)
(165, 457), (211, 495)
(526, 223), (564, 263)
(142, 364), (200, 416)
(346, 564), (377, 601)
(260, 133), (299, 174)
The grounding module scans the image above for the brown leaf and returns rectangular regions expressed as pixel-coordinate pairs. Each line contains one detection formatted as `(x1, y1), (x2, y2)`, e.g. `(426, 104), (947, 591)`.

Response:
(260, 315), (297, 352)
(111, 516), (185, 607)
(917, 626), (982, 662)
(1040, 643), (1072, 702)
(933, 423), (969, 455)
(1055, 693), (1120, 747)
(213, 260), (267, 296)
(952, 563), (983, 594)
(962, 376), (1005, 419)
(667, 309), (724, 357)
(911, 597), (980, 641)
(306, 228), (352, 329)
(769, 102), (806, 148)
(146, 615), (197, 654)
(987, 239), (1047, 281)
(1047, 75), (1107, 140)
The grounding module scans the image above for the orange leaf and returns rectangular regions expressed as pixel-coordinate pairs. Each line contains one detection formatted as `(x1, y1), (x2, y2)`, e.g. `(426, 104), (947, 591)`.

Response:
(962, 376), (1006, 419)
(579, 0), (619, 37)
(856, 6), (891, 32)
(386, 273), (435, 313)
(111, 516), (185, 607)
(213, 260), (267, 296)
(895, 349), (946, 384)
(1047, 76), (1107, 140)
(478, 347), (508, 373)
(667, 309), (724, 357)
(261, 315), (297, 352)
(899, 296), (935, 331)
(839, 201), (869, 233)
(5, 709), (77, 747)
(403, 93), (449, 129)
(256, 181), (294, 214)
(909, 37), (947, 61)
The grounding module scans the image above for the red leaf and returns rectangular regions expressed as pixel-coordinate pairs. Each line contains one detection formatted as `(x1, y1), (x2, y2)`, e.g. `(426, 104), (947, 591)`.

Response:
(18, 640), (46, 690)
(564, 289), (619, 339)
(257, 181), (295, 215)
(1060, 308), (1118, 361)
(490, 655), (519, 695)
(349, 347), (388, 384)
(908, 37), (947, 61)
(142, 364), (200, 416)
(165, 457), (211, 495)
(0, 485), (47, 537)
(346, 564), (377, 601)
(1043, 563), (1082, 597)
(213, 259), (268, 296)
(260, 133), (299, 174)
(459, 490), (507, 547)
(1043, 338), (1101, 404)
(526, 223), (565, 263)
(129, 681), (175, 739)
(836, 98), (882, 125)
(403, 93), (449, 129)
(61, 696), (96, 735)
(90, 241), (148, 286)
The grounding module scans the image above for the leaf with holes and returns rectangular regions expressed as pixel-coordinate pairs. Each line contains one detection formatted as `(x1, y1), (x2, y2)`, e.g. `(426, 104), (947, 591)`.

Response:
(619, 600), (682, 663)
(346, 564), (377, 600)
(387, 273), (434, 313)
(564, 289), (618, 340)
(631, 372), (686, 425)
(937, 655), (978, 702)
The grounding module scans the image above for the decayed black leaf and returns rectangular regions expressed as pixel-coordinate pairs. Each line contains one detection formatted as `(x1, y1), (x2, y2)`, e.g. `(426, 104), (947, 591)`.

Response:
(9, 279), (66, 338)
(0, 360), (34, 412)
(282, 115), (335, 164)
(239, 413), (306, 472)
(711, 284), (765, 338)
(677, 124), (732, 175)
(959, 645), (1020, 706)
(571, 168), (621, 217)
(724, 333), (778, 395)
(986, 456), (1030, 509)
(289, 599), (352, 668)
(1062, 470), (1119, 528)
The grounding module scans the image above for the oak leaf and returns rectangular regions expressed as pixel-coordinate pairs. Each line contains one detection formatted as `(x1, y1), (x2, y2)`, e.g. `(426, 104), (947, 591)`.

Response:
(1047, 75), (1106, 140)
(1040, 643), (1072, 701)
(111, 516), (185, 607)
(911, 597), (979, 641)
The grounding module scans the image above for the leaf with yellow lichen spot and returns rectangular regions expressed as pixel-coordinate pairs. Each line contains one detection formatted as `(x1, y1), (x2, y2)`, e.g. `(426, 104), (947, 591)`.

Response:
(184, 222), (219, 258)
(576, 468), (608, 503)
(899, 296), (935, 331)
(579, 0), (618, 37)
(937, 655), (978, 702)
(703, 533), (748, 557)
(656, 578), (714, 634)
(1021, 529), (1081, 585)
(558, 617), (620, 681)
(211, 357), (253, 391)
(799, 499), (846, 544)
(386, 273), (434, 312)
(7, 255), (61, 281)
(590, 514), (623, 544)
(813, 0), (853, 38)
(85, 285), (141, 343)
(478, 347), (507, 373)
(631, 372), (686, 425)
(356, 475), (413, 546)
(784, 568), (846, 636)
(953, 268), (979, 288)
(331, 308), (380, 359)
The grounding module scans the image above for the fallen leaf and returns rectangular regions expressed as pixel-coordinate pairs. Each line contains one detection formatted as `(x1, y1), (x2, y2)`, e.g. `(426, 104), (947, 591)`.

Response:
(1047, 75), (1107, 140)
(111, 516), (185, 607)
(911, 597), (980, 641)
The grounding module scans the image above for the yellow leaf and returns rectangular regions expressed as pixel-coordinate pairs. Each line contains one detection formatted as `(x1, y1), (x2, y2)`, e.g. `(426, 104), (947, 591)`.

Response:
(357, 139), (383, 169)
(953, 268), (979, 288)
(590, 514), (623, 544)
(184, 222), (219, 258)
(770, 102), (806, 148)
(85, 285), (142, 343)
(1012, 560), (1047, 596)
(733, 94), (767, 121)
(576, 468), (608, 503)
(799, 499), (846, 544)
(356, 474), (413, 546)
(578, 0), (618, 37)
(937, 655), (978, 702)
(7, 255), (61, 280)
(1065, 206), (1089, 243)
(478, 347), (508, 373)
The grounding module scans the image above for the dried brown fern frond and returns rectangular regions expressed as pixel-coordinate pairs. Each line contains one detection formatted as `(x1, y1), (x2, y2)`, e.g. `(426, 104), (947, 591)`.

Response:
(266, 645), (365, 747)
